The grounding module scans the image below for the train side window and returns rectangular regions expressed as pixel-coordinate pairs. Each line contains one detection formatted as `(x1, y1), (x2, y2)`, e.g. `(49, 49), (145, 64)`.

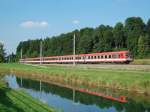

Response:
(94, 56), (96, 59)
(105, 55), (107, 59)
(83, 56), (85, 59)
(126, 53), (129, 57)
(112, 54), (119, 58)
(101, 55), (103, 59)
(85, 56), (87, 59)
(109, 55), (111, 58)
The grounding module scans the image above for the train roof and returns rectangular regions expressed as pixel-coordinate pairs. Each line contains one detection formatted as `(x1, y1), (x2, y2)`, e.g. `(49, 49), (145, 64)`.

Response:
(21, 50), (129, 60)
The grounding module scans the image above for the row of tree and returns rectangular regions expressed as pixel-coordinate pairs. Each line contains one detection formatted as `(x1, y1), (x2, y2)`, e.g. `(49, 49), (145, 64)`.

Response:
(16, 17), (150, 59)
(0, 42), (17, 63)
(0, 42), (5, 62)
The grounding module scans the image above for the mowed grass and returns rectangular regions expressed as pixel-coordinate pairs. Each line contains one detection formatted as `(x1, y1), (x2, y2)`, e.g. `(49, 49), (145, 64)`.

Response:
(0, 63), (150, 94)
(0, 81), (56, 112)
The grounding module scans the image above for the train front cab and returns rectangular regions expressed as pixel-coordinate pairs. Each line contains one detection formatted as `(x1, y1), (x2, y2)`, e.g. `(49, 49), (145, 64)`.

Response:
(123, 51), (133, 64)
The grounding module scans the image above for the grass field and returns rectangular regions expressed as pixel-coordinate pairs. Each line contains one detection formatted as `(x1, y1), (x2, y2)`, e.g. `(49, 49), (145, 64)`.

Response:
(0, 80), (56, 112)
(0, 63), (150, 95)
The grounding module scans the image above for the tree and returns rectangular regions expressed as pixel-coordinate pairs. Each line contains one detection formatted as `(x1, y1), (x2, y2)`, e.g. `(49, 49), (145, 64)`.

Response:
(7, 52), (16, 63)
(0, 42), (5, 62)
(113, 22), (125, 49)
(125, 17), (145, 57)
(137, 35), (149, 58)
(103, 26), (114, 51)
(78, 28), (94, 53)
(146, 19), (150, 36)
(146, 19), (150, 49)
(92, 25), (106, 52)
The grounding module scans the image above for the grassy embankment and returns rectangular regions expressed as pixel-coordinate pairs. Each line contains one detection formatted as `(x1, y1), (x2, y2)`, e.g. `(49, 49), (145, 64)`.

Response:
(0, 79), (56, 112)
(0, 63), (150, 95)
(131, 59), (150, 65)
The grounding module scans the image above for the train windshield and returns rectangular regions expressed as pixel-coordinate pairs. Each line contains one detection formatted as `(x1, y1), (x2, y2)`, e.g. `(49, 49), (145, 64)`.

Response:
(125, 52), (132, 58)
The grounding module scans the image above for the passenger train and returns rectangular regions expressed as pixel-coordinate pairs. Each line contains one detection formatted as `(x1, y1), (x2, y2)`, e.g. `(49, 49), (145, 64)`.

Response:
(20, 51), (132, 64)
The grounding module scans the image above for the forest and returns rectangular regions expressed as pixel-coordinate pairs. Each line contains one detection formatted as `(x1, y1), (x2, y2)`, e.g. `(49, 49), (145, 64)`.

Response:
(16, 17), (150, 59)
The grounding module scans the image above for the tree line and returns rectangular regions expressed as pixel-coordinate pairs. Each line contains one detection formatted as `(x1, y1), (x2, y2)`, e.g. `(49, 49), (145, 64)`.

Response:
(16, 17), (150, 59)
(0, 42), (5, 62)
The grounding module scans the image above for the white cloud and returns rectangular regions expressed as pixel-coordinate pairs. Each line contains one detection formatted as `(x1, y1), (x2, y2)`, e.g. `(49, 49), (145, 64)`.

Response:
(72, 20), (80, 25)
(20, 21), (48, 28)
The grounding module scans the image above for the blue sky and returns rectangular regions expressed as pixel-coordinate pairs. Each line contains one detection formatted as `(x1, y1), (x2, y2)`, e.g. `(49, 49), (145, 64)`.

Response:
(0, 0), (150, 54)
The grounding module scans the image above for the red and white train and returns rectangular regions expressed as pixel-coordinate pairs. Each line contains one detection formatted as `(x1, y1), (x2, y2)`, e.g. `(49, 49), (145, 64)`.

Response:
(20, 51), (132, 64)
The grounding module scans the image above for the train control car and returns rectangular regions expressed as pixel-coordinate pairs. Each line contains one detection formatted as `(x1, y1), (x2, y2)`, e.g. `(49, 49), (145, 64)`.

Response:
(19, 50), (133, 64)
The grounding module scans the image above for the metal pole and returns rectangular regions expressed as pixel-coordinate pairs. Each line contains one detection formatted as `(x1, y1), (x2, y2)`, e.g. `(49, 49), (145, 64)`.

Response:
(73, 34), (76, 66)
(21, 48), (22, 59)
(73, 88), (75, 102)
(20, 48), (23, 63)
(40, 80), (42, 92)
(40, 41), (43, 65)
(21, 77), (22, 87)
